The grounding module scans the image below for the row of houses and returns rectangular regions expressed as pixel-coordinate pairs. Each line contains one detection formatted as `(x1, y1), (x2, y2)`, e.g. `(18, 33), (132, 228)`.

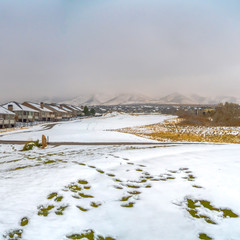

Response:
(0, 102), (83, 129)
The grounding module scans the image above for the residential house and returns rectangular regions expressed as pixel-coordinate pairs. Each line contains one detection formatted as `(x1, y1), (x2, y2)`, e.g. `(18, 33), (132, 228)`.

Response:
(51, 104), (73, 119)
(74, 106), (83, 116)
(44, 104), (68, 121)
(69, 105), (83, 116)
(60, 104), (78, 117)
(2, 101), (39, 122)
(0, 106), (16, 129)
(22, 102), (54, 121)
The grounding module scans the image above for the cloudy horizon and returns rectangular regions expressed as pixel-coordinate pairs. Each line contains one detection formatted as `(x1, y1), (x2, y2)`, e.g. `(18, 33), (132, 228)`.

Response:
(1, 0), (240, 103)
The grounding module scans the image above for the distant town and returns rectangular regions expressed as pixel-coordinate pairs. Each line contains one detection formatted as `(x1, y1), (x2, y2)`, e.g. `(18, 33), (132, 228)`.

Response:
(0, 99), (217, 129)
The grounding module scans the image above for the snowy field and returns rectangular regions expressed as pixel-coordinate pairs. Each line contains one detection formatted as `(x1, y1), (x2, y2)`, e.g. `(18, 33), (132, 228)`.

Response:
(0, 114), (240, 240)
(0, 113), (172, 143)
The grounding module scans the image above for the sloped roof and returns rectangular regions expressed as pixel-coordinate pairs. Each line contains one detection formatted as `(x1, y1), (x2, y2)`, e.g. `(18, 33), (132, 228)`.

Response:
(46, 104), (67, 113)
(2, 101), (39, 113)
(63, 104), (77, 111)
(0, 106), (15, 115)
(24, 102), (53, 113)
(62, 106), (72, 112)
(69, 105), (82, 111)
(69, 105), (78, 110)
(74, 106), (83, 111)
(53, 104), (72, 113)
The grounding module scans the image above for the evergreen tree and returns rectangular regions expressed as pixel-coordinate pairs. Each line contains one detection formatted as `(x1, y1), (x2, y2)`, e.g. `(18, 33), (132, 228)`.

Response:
(90, 108), (96, 116)
(83, 106), (89, 116)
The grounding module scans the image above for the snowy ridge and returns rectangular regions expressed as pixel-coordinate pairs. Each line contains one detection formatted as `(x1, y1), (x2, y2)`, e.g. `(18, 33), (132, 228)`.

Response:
(61, 93), (240, 106)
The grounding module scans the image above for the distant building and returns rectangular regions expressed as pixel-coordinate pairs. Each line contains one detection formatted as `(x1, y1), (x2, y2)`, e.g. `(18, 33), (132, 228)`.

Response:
(0, 106), (16, 129)
(61, 104), (83, 117)
(2, 101), (39, 122)
(51, 104), (73, 119)
(22, 102), (54, 121)
(60, 104), (76, 117)
(44, 104), (68, 121)
(74, 106), (83, 116)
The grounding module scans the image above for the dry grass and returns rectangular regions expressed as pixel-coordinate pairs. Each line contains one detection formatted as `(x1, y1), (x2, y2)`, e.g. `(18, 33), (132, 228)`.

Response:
(118, 118), (240, 144)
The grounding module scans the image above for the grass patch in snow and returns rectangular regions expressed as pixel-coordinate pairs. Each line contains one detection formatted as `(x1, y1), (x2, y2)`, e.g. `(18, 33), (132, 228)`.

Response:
(120, 196), (132, 202)
(192, 185), (203, 189)
(4, 229), (23, 240)
(128, 191), (141, 195)
(54, 195), (63, 202)
(37, 205), (55, 217)
(78, 193), (94, 198)
(127, 162), (134, 165)
(47, 192), (63, 202)
(47, 192), (58, 199)
(55, 205), (68, 215)
(113, 185), (123, 190)
(9, 165), (34, 171)
(78, 179), (89, 185)
(198, 233), (213, 240)
(184, 198), (239, 225)
(43, 160), (56, 164)
(66, 229), (116, 240)
(20, 217), (29, 227)
(121, 202), (135, 208)
(76, 206), (89, 212)
(66, 184), (82, 193)
(88, 165), (96, 169)
(126, 184), (141, 189)
(106, 173), (115, 177)
(113, 178), (122, 183)
(90, 202), (102, 208)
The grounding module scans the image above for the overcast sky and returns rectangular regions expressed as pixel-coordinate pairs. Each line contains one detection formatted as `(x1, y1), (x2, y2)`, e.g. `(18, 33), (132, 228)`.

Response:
(0, 0), (240, 102)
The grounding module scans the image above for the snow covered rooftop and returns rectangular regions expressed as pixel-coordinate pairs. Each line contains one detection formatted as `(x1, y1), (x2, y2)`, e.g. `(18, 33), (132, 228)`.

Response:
(61, 104), (82, 112)
(72, 105), (83, 111)
(61, 105), (75, 111)
(53, 104), (72, 113)
(24, 102), (53, 113)
(0, 106), (15, 115)
(61, 106), (72, 112)
(46, 105), (67, 113)
(2, 102), (39, 113)
(67, 105), (78, 111)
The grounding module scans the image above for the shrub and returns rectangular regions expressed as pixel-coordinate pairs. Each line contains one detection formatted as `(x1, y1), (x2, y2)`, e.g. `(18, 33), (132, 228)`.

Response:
(22, 140), (41, 151)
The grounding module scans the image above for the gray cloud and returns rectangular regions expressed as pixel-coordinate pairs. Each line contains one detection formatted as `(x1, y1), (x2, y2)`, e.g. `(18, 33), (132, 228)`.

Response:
(0, 0), (240, 103)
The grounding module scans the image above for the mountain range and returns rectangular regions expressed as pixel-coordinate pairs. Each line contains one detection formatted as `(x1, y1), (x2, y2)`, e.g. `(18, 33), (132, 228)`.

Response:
(60, 92), (240, 106)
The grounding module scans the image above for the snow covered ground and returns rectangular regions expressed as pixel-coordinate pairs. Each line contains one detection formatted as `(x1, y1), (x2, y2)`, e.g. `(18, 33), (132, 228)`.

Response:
(0, 113), (172, 143)
(0, 114), (239, 240)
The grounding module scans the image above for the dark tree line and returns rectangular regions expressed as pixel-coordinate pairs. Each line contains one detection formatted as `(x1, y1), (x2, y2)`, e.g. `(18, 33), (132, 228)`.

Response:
(212, 102), (240, 126)
(83, 106), (96, 116)
(177, 102), (240, 126)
